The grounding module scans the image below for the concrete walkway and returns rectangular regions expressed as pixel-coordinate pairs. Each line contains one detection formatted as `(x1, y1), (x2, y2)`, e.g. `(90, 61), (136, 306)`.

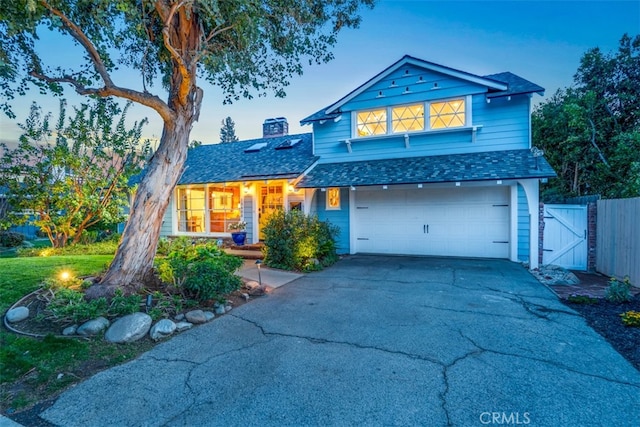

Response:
(35, 256), (640, 426)
(236, 260), (303, 289)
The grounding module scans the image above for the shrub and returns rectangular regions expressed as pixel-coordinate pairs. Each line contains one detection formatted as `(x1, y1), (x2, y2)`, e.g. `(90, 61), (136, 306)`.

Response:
(605, 277), (632, 303)
(262, 210), (339, 272)
(0, 231), (25, 248)
(155, 241), (243, 302)
(620, 311), (640, 327)
(45, 288), (109, 324)
(567, 294), (599, 304)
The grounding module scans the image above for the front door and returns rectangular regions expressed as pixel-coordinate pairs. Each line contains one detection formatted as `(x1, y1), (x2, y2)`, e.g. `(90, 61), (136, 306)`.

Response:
(259, 183), (284, 239)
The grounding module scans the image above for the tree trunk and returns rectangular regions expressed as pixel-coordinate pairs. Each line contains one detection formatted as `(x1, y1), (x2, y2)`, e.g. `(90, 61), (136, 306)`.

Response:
(85, 115), (190, 298)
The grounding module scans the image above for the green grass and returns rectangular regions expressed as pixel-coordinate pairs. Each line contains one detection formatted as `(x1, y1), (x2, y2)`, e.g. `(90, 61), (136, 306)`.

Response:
(0, 254), (116, 411)
(0, 255), (113, 312)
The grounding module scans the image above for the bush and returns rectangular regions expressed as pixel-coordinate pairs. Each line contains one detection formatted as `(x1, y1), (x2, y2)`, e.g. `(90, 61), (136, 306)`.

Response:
(0, 231), (25, 248)
(262, 210), (339, 272)
(605, 277), (632, 303)
(620, 310), (640, 327)
(155, 241), (243, 302)
(567, 294), (599, 304)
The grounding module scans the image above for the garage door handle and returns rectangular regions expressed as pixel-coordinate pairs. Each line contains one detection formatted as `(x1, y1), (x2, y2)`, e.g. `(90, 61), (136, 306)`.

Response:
(424, 224), (429, 234)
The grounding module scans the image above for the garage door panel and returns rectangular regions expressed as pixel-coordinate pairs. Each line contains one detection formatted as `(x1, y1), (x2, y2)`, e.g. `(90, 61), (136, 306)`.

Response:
(354, 187), (510, 258)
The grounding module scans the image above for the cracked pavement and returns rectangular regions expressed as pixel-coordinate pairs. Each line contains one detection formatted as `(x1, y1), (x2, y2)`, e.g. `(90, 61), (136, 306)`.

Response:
(40, 256), (640, 426)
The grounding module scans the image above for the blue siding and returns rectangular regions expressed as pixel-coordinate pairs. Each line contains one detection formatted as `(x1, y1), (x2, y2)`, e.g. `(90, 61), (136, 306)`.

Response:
(313, 65), (531, 164)
(517, 184), (530, 262)
(314, 188), (350, 254)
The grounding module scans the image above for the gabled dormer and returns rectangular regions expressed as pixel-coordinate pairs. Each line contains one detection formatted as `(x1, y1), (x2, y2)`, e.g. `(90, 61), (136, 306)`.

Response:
(302, 55), (544, 163)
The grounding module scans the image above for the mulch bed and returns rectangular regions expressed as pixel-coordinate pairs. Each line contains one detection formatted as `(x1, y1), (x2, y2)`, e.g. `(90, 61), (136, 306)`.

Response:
(554, 270), (640, 372)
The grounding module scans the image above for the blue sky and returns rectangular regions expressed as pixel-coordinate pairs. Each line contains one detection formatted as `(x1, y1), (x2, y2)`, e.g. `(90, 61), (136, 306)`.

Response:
(1, 0), (639, 146)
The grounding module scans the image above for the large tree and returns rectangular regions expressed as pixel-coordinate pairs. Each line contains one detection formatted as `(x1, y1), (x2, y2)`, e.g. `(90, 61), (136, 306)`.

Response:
(1, 0), (374, 297)
(0, 99), (150, 247)
(533, 34), (640, 200)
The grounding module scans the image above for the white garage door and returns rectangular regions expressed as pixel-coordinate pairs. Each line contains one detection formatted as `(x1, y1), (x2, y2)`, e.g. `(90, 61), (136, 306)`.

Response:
(353, 186), (510, 258)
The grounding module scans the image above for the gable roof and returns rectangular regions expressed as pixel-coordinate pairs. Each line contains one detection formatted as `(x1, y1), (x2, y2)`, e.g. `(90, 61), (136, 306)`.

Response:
(297, 149), (556, 188)
(301, 55), (544, 124)
(178, 133), (318, 184)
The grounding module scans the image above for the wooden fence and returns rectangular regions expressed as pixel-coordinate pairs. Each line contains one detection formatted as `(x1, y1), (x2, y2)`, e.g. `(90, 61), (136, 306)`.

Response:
(596, 197), (640, 287)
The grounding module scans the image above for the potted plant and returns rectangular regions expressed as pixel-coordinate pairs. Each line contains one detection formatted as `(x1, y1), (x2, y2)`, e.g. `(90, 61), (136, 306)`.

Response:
(228, 221), (247, 246)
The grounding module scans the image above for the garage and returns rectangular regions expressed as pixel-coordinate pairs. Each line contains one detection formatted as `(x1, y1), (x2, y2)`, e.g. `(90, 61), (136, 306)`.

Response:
(352, 186), (510, 258)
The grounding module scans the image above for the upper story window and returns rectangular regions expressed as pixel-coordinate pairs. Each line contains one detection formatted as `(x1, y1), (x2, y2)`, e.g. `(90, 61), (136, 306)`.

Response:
(356, 109), (387, 137)
(353, 97), (468, 138)
(430, 99), (465, 129)
(392, 104), (424, 133)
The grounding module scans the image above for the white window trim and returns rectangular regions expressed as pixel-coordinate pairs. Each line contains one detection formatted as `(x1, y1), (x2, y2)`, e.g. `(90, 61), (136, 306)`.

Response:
(352, 95), (472, 138)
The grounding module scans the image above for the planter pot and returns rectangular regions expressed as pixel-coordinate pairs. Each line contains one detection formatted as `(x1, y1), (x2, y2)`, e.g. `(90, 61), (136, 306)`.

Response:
(231, 231), (247, 246)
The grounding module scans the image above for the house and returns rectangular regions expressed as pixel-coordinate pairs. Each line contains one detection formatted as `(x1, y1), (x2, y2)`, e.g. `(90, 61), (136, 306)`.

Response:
(162, 55), (555, 268)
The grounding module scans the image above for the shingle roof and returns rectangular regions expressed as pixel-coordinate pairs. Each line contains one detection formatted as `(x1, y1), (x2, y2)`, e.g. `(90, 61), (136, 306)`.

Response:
(297, 149), (556, 188)
(484, 72), (545, 98)
(179, 133), (317, 184)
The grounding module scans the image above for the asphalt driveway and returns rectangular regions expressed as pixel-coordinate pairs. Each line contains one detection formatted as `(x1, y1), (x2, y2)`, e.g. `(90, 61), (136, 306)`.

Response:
(41, 256), (640, 426)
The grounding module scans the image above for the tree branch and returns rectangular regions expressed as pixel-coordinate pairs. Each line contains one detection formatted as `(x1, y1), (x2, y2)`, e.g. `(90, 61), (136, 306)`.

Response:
(37, 1), (176, 123)
(30, 71), (176, 123)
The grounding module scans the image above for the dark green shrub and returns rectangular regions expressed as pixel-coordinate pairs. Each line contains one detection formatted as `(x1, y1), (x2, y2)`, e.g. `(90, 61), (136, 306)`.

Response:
(262, 210), (339, 272)
(567, 294), (599, 304)
(605, 277), (632, 303)
(0, 231), (25, 247)
(155, 241), (243, 302)
(46, 288), (109, 323)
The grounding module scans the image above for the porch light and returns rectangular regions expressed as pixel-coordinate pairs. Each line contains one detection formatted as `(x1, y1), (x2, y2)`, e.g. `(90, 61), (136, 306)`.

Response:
(321, 188), (326, 192)
(497, 180), (502, 185)
(382, 185), (388, 190)
(288, 185), (296, 193)
(455, 182), (461, 187)
(418, 184), (423, 188)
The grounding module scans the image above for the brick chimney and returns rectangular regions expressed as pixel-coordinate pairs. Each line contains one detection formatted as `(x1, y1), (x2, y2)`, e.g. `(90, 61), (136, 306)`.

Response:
(262, 117), (288, 138)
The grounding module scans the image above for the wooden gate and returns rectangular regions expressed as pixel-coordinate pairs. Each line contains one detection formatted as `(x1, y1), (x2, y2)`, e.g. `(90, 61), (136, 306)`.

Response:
(542, 204), (588, 271)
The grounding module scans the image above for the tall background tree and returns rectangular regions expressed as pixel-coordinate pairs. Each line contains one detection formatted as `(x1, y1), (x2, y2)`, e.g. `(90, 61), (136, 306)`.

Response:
(533, 34), (640, 201)
(0, 99), (150, 247)
(1, 0), (374, 297)
(219, 116), (238, 143)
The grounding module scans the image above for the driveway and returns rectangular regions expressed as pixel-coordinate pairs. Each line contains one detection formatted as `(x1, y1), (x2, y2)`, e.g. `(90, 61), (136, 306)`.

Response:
(41, 256), (640, 426)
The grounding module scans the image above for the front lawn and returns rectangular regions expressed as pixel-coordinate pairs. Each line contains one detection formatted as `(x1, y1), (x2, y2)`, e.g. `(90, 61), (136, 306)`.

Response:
(0, 255), (152, 413)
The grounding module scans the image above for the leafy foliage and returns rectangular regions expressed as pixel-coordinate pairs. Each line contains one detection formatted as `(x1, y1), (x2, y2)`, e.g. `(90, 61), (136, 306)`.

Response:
(605, 276), (632, 303)
(0, 0), (374, 291)
(620, 310), (640, 327)
(533, 34), (640, 200)
(17, 240), (119, 257)
(0, 99), (149, 248)
(155, 241), (243, 302)
(219, 116), (239, 143)
(0, 230), (25, 247)
(262, 209), (339, 271)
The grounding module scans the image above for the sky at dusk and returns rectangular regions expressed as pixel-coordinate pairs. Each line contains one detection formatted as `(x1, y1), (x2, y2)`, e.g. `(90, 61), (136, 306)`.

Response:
(1, 0), (639, 147)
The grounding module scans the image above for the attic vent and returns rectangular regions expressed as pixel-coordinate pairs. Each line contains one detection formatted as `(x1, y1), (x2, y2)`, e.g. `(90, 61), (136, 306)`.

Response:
(244, 142), (268, 153)
(275, 138), (302, 150)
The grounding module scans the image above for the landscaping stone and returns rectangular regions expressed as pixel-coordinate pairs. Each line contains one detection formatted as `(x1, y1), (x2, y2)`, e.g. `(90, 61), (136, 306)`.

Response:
(214, 305), (226, 315)
(531, 265), (580, 286)
(225, 305), (232, 312)
(150, 319), (177, 341)
(6, 306), (29, 323)
(77, 317), (110, 336)
(175, 321), (193, 332)
(62, 325), (78, 336)
(241, 293), (250, 301)
(105, 313), (152, 343)
(245, 280), (260, 290)
(174, 313), (185, 321)
(185, 310), (208, 324)
(204, 311), (215, 321)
